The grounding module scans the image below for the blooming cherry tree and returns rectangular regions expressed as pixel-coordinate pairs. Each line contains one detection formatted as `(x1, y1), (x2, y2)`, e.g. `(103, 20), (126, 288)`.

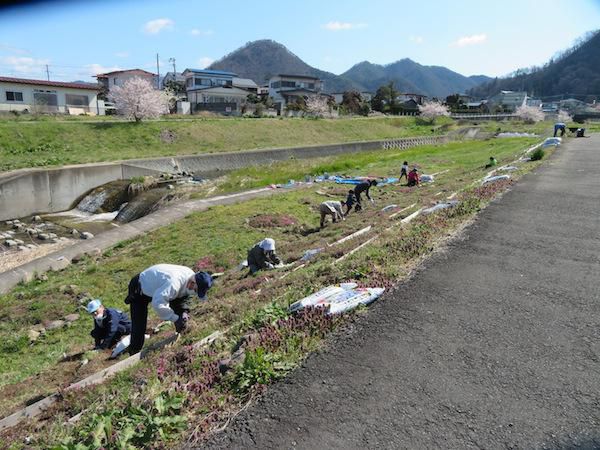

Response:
(305, 95), (333, 118)
(515, 105), (545, 123)
(557, 110), (572, 123)
(109, 77), (168, 122)
(418, 101), (450, 122)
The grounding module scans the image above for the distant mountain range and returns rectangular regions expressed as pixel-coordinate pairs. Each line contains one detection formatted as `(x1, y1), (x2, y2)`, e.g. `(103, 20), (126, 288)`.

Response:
(208, 40), (491, 97)
(468, 30), (600, 99)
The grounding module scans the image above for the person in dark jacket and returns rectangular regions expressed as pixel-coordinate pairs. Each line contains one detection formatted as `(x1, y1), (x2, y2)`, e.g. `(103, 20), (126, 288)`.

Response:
(344, 189), (356, 215)
(124, 264), (213, 355)
(87, 299), (132, 350)
(353, 179), (378, 211)
(247, 238), (282, 274)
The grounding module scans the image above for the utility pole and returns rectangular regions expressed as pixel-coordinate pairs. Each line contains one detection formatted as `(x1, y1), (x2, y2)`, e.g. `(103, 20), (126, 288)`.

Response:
(169, 57), (176, 76)
(45, 64), (50, 81)
(156, 53), (160, 89)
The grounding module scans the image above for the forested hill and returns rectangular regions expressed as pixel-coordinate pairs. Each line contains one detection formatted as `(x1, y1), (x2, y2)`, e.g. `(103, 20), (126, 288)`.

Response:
(468, 30), (600, 99)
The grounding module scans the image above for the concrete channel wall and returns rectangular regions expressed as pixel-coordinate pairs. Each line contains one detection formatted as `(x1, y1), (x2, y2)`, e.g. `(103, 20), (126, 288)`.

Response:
(0, 135), (447, 220)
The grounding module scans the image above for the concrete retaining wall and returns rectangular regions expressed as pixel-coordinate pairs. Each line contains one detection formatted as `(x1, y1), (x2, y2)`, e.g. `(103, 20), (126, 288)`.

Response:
(0, 135), (448, 220)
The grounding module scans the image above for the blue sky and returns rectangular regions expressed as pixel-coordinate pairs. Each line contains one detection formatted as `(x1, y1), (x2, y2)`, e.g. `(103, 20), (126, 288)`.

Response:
(0, 0), (599, 82)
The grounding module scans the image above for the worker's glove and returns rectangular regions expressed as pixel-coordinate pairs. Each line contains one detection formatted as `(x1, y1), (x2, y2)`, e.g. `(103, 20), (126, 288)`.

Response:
(174, 312), (189, 334)
(275, 262), (285, 268)
(266, 262), (275, 269)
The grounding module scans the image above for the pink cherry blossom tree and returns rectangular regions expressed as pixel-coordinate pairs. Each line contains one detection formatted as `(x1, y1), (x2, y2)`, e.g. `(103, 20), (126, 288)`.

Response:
(515, 105), (545, 124)
(109, 77), (168, 122)
(557, 110), (572, 123)
(418, 101), (450, 123)
(305, 95), (333, 118)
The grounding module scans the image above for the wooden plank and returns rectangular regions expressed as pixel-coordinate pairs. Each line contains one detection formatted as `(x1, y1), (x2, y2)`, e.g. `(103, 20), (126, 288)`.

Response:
(0, 331), (217, 432)
(328, 226), (371, 247)
(388, 203), (416, 219)
(333, 236), (378, 264)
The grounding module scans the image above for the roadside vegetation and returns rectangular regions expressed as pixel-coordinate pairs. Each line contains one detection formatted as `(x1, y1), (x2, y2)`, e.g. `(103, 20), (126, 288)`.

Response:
(0, 135), (557, 448)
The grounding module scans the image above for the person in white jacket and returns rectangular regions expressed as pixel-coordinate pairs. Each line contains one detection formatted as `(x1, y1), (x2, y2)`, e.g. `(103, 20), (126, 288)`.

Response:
(124, 264), (213, 355)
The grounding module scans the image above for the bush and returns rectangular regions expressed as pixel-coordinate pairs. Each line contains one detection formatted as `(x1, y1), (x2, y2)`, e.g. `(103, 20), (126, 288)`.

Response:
(530, 147), (545, 161)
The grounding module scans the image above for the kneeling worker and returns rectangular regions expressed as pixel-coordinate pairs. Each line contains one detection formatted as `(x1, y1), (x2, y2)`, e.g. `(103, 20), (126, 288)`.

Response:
(247, 238), (282, 274)
(87, 299), (131, 351)
(125, 264), (213, 355)
(320, 200), (345, 227)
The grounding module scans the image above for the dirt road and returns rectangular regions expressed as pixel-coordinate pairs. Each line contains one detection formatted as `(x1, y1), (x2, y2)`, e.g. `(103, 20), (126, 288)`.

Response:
(204, 136), (600, 449)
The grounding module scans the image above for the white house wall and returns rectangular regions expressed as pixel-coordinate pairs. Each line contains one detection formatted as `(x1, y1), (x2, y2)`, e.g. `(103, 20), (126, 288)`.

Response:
(0, 81), (101, 114)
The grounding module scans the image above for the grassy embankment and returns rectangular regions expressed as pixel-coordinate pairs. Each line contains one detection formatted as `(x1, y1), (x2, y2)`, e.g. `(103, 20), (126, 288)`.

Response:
(0, 136), (554, 448)
(0, 116), (454, 172)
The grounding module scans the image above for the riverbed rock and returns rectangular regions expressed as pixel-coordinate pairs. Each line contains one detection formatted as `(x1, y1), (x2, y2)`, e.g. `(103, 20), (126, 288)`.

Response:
(64, 313), (80, 322)
(32, 215), (42, 222)
(47, 233), (57, 239)
(17, 245), (30, 251)
(36, 273), (48, 281)
(25, 228), (37, 235)
(59, 284), (79, 295)
(26, 244), (37, 249)
(81, 232), (94, 240)
(70, 229), (79, 236)
(4, 239), (18, 247)
(5, 220), (13, 226)
(37, 233), (50, 240)
(14, 238), (24, 245)
(13, 223), (24, 231)
(31, 323), (45, 332)
(28, 329), (41, 342)
(45, 320), (65, 330)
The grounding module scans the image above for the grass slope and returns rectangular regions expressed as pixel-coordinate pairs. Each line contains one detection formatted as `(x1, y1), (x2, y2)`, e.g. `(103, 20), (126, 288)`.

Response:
(0, 116), (453, 172)
(0, 137), (538, 420)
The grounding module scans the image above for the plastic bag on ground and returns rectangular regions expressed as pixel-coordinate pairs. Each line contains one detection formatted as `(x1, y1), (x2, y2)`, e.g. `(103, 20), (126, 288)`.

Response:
(482, 174), (510, 185)
(421, 174), (435, 183)
(422, 201), (459, 215)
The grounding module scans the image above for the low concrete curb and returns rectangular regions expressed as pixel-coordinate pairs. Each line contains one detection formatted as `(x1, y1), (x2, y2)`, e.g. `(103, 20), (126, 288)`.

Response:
(0, 186), (301, 295)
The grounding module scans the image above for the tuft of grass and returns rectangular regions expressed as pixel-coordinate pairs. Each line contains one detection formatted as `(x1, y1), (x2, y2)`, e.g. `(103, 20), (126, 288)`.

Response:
(530, 147), (545, 161)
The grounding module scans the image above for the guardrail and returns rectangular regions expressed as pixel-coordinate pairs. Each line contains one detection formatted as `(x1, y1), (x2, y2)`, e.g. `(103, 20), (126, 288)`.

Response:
(451, 113), (517, 120)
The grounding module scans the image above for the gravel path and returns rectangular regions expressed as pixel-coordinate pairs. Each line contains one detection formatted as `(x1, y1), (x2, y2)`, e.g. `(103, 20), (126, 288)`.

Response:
(203, 135), (600, 449)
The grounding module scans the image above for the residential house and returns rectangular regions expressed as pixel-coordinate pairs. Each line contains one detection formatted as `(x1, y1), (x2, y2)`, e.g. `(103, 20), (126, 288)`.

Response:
(465, 100), (490, 113)
(95, 69), (158, 97)
(232, 77), (258, 93)
(541, 102), (559, 113)
(0, 76), (102, 114)
(268, 74), (327, 114)
(331, 91), (373, 104)
(526, 98), (542, 108)
(487, 90), (528, 112)
(183, 68), (255, 115)
(559, 98), (589, 113)
(161, 71), (186, 89)
(396, 93), (427, 105)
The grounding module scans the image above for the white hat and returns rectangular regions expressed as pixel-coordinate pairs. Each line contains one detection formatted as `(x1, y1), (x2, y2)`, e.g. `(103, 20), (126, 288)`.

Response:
(259, 238), (276, 251)
(87, 299), (102, 314)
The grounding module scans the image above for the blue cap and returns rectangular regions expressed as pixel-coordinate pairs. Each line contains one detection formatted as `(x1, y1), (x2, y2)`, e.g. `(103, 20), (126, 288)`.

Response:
(87, 299), (102, 314)
(194, 271), (213, 300)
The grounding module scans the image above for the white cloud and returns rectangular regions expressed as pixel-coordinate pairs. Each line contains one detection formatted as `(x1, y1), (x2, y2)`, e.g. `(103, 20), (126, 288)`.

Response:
(84, 63), (123, 76)
(197, 57), (214, 69)
(143, 18), (174, 34)
(322, 21), (367, 31)
(0, 43), (29, 55)
(409, 35), (424, 44)
(451, 34), (487, 47)
(115, 51), (129, 58)
(0, 56), (49, 74)
(190, 28), (213, 36)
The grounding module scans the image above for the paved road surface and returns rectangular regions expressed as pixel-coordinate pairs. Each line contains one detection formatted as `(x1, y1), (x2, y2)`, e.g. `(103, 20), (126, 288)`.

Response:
(204, 136), (600, 449)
